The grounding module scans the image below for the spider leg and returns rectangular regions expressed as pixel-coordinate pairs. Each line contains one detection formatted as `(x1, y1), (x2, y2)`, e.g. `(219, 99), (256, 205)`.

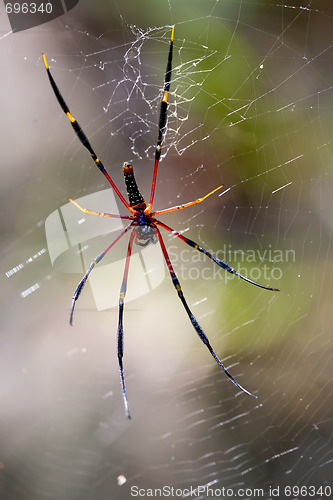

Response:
(151, 185), (223, 216)
(69, 198), (134, 220)
(42, 54), (134, 214)
(70, 223), (133, 325)
(145, 26), (174, 214)
(155, 227), (256, 398)
(157, 221), (279, 291)
(117, 230), (136, 419)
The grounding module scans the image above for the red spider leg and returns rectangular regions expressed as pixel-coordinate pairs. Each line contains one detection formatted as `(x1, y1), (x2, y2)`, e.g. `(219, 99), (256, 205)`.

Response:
(42, 54), (135, 214)
(117, 230), (136, 419)
(70, 223), (133, 325)
(151, 185), (223, 216)
(69, 198), (134, 220)
(145, 26), (174, 214)
(157, 221), (279, 291)
(155, 227), (257, 398)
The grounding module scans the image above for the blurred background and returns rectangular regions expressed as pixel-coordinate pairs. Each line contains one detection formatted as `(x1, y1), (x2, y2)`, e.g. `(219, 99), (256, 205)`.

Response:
(0, 1), (332, 498)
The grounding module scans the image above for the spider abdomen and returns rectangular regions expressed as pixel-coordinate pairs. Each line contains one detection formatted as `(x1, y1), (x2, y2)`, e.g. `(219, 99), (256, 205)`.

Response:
(123, 162), (146, 210)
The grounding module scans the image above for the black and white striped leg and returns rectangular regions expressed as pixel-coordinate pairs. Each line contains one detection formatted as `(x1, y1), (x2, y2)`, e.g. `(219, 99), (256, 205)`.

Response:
(155, 227), (257, 398)
(70, 225), (132, 325)
(117, 231), (136, 419)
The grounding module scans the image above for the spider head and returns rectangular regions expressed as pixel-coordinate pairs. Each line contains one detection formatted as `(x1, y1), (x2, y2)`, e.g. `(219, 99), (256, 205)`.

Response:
(123, 162), (146, 211)
(134, 219), (158, 247)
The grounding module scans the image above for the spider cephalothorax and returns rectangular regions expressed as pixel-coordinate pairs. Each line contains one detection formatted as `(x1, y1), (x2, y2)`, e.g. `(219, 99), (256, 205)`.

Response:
(43, 26), (279, 419)
(133, 217), (158, 247)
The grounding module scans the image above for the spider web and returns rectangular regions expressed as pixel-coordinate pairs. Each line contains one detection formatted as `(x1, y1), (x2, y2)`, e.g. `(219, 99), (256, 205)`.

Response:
(1, 1), (333, 499)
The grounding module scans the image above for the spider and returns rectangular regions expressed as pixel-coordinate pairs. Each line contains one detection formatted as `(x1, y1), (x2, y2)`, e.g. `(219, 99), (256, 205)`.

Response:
(43, 26), (279, 419)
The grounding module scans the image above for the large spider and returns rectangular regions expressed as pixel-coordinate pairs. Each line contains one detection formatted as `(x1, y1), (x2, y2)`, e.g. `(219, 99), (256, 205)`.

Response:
(43, 26), (279, 419)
